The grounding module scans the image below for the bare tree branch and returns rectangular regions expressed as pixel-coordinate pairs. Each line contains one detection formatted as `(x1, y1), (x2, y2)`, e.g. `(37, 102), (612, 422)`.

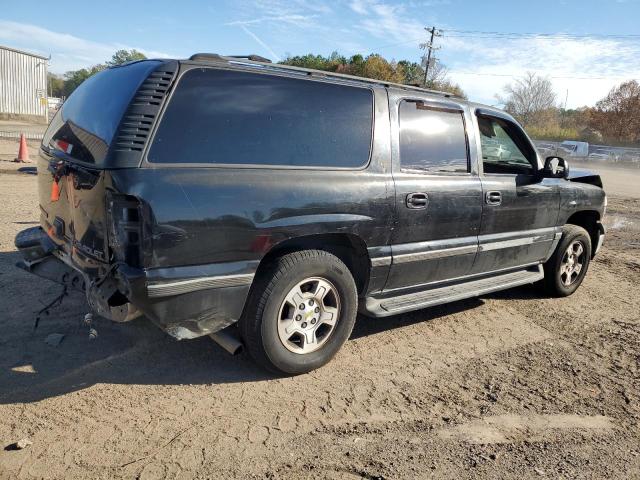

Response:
(496, 72), (557, 127)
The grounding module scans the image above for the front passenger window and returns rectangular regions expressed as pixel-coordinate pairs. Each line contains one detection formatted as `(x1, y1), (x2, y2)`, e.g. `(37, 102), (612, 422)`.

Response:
(478, 115), (536, 174)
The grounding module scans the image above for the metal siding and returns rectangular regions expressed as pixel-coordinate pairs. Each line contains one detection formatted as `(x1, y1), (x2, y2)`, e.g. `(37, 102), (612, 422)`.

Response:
(0, 46), (47, 118)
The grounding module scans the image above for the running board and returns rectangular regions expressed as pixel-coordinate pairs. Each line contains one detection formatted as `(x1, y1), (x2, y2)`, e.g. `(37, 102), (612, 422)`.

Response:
(363, 265), (544, 317)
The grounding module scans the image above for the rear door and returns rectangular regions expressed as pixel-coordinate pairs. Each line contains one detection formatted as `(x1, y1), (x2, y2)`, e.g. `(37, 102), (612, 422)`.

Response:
(471, 110), (560, 274)
(384, 92), (482, 291)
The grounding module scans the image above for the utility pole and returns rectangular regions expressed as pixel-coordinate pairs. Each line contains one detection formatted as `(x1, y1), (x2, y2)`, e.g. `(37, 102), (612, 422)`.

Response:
(420, 26), (442, 87)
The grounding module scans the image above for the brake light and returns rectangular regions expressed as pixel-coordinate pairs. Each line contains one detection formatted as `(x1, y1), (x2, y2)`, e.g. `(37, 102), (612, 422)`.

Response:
(55, 139), (73, 154)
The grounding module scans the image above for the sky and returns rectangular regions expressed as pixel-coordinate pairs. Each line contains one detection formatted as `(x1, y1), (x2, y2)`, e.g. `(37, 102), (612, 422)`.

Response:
(1, 0), (639, 108)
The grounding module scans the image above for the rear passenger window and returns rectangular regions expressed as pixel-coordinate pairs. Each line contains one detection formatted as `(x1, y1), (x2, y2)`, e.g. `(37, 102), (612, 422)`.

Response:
(399, 101), (468, 173)
(148, 68), (373, 168)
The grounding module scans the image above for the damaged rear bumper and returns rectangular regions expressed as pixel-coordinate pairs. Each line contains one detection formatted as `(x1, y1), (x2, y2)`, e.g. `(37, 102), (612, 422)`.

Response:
(15, 227), (252, 340)
(15, 227), (142, 322)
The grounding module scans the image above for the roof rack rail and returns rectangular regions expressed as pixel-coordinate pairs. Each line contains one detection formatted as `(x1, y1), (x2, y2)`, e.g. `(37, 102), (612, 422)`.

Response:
(189, 53), (272, 63)
(227, 54), (272, 63)
(185, 53), (458, 99)
(189, 53), (225, 61)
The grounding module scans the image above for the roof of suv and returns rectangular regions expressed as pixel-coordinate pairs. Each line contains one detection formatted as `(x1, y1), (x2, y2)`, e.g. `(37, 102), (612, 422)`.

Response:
(171, 53), (464, 101)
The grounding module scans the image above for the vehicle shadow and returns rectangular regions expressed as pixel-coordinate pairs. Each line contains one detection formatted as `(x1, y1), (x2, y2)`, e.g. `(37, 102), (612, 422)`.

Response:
(1, 250), (487, 404)
(351, 298), (483, 339)
(482, 283), (549, 301)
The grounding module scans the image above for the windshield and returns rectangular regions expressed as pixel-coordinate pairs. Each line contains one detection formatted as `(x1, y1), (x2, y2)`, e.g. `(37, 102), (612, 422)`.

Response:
(43, 60), (161, 166)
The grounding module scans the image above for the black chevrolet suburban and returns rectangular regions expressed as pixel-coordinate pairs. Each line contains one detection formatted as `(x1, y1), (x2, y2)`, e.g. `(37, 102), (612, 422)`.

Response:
(16, 54), (606, 374)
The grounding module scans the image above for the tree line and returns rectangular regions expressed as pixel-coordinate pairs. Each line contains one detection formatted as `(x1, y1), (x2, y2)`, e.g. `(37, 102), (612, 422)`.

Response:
(279, 52), (466, 98)
(498, 72), (640, 146)
(48, 49), (147, 98)
(49, 49), (466, 99)
(48, 49), (639, 146)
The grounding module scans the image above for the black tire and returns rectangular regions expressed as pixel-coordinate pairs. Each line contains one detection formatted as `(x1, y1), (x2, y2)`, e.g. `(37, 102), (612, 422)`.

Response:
(240, 250), (357, 375)
(543, 224), (592, 297)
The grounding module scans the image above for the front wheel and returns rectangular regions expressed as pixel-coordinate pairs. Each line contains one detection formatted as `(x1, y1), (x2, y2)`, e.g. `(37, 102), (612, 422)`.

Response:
(240, 250), (357, 375)
(543, 225), (592, 297)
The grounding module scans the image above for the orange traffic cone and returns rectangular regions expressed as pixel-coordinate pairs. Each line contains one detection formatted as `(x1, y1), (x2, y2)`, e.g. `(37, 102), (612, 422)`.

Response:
(13, 134), (30, 163)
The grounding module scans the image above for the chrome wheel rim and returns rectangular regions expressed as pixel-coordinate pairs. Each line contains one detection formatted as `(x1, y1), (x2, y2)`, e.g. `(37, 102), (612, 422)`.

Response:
(277, 277), (340, 354)
(559, 240), (586, 287)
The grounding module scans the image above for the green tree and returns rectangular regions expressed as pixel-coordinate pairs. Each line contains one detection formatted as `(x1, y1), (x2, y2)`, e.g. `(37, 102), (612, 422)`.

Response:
(107, 49), (147, 67)
(59, 49), (148, 97)
(397, 60), (424, 85)
(47, 73), (65, 97)
(62, 64), (105, 97)
(346, 54), (365, 77)
(280, 53), (335, 71)
(279, 52), (466, 98)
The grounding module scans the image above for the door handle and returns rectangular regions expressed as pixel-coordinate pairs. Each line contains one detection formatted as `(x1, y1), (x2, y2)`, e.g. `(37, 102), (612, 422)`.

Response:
(406, 192), (428, 209)
(485, 190), (502, 206)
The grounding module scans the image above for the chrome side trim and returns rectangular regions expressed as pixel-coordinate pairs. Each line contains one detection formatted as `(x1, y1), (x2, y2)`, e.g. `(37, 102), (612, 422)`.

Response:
(479, 235), (553, 252)
(371, 256), (392, 267)
(393, 244), (478, 264)
(478, 227), (557, 252)
(384, 228), (560, 267)
(147, 273), (255, 298)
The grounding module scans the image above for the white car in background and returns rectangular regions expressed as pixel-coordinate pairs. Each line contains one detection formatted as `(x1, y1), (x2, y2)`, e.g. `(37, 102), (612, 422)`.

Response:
(588, 149), (619, 162)
(559, 141), (589, 157)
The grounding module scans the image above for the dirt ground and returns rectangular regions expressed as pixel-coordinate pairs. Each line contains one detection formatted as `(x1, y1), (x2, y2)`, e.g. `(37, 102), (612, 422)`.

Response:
(0, 138), (40, 166)
(0, 120), (47, 135)
(0, 166), (639, 479)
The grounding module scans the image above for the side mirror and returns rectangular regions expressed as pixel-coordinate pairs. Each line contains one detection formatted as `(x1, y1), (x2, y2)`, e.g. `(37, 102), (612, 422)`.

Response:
(543, 156), (570, 179)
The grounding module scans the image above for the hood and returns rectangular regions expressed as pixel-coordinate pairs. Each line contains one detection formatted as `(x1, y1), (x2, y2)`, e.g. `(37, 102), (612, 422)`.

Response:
(568, 167), (603, 188)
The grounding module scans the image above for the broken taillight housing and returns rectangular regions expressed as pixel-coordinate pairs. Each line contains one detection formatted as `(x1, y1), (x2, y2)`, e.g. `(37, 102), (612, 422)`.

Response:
(106, 192), (144, 268)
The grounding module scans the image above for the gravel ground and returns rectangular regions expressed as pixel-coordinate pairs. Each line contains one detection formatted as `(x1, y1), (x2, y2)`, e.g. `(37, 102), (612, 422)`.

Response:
(0, 171), (638, 479)
(0, 120), (47, 135)
(0, 138), (40, 168)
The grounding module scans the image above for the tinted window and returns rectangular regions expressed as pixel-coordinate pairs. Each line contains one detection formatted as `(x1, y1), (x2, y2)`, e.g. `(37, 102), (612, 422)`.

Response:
(148, 68), (373, 167)
(477, 115), (536, 174)
(43, 61), (161, 165)
(399, 101), (468, 173)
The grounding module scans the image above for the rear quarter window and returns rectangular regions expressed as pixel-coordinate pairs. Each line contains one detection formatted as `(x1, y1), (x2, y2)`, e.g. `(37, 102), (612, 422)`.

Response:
(43, 61), (161, 165)
(148, 68), (374, 168)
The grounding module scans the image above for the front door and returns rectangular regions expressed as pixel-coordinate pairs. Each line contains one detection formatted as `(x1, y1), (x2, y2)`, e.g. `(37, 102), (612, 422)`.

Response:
(471, 111), (560, 274)
(385, 95), (482, 291)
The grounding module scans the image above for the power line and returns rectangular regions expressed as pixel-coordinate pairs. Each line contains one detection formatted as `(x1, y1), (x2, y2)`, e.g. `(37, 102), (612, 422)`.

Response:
(370, 28), (640, 51)
(448, 71), (639, 80)
(445, 29), (640, 40)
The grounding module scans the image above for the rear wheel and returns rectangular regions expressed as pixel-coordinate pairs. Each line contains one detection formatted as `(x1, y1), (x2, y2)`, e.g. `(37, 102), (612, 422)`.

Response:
(543, 225), (592, 297)
(240, 250), (357, 375)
